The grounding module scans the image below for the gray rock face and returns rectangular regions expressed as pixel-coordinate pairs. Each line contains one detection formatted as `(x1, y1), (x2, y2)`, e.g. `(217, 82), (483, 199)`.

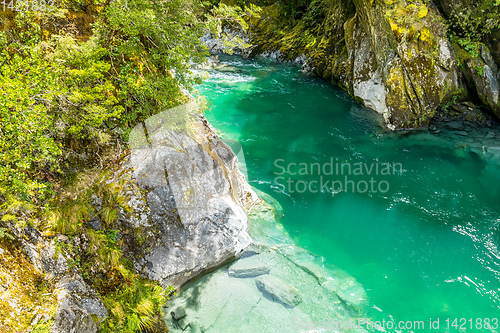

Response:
(117, 104), (258, 289)
(256, 275), (302, 308)
(52, 275), (107, 333)
(345, 15), (390, 125)
(463, 46), (500, 119)
(344, 6), (466, 129)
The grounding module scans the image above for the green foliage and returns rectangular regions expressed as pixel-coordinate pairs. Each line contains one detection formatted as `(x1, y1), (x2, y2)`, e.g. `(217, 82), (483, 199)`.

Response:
(476, 64), (485, 76)
(0, 45), (62, 218)
(0, 227), (14, 240)
(0, 0), (256, 331)
(30, 319), (54, 333)
(100, 273), (174, 333)
(94, 0), (206, 127)
(447, 0), (500, 46)
(47, 172), (172, 332)
(47, 35), (124, 139)
(455, 36), (481, 58)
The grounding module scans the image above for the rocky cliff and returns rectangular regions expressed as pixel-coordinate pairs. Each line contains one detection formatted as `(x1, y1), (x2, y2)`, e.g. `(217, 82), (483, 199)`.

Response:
(215, 0), (500, 130)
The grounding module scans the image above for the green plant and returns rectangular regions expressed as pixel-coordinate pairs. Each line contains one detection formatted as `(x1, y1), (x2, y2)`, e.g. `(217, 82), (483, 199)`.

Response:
(447, 0), (500, 48)
(476, 65), (485, 76)
(0, 227), (14, 240)
(100, 273), (174, 332)
(457, 37), (481, 57)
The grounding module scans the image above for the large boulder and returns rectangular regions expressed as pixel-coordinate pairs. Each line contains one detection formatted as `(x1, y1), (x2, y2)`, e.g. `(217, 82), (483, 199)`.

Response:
(115, 103), (258, 289)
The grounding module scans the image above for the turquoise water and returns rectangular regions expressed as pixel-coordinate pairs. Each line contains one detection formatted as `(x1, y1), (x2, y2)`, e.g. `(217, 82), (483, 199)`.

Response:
(196, 56), (500, 331)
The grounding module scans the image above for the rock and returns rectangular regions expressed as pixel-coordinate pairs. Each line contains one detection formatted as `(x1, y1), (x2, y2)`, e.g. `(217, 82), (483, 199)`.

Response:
(201, 28), (254, 58)
(228, 261), (270, 278)
(170, 307), (187, 320)
(296, 261), (328, 284)
(2, 225), (106, 332)
(462, 101), (475, 109)
(17, 227), (69, 280)
(86, 216), (101, 230)
(255, 275), (302, 308)
(52, 275), (107, 333)
(177, 317), (190, 330)
(163, 198), (363, 332)
(114, 104), (258, 289)
(336, 279), (368, 309)
(259, 50), (285, 62)
(344, 16), (389, 123)
(461, 46), (500, 119)
(347, 1), (466, 129)
(486, 132), (496, 139)
(323, 277), (368, 310)
(451, 104), (469, 114)
(57, 235), (69, 243)
(445, 121), (464, 130)
(189, 323), (202, 333)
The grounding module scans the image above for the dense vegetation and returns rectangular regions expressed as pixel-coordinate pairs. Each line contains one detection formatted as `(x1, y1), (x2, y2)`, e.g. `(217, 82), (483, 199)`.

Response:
(0, 0), (257, 331)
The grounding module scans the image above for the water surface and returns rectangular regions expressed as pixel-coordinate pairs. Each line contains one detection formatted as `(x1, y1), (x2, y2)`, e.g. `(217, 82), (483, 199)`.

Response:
(196, 56), (500, 332)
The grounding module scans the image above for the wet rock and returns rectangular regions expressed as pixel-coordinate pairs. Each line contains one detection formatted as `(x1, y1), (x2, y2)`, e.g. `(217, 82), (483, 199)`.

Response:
(256, 275), (302, 308)
(177, 317), (190, 330)
(445, 121), (464, 130)
(189, 323), (202, 333)
(452, 104), (469, 114)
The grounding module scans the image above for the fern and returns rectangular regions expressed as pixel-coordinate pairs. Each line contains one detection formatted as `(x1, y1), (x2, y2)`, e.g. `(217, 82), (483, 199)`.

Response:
(0, 227), (14, 240)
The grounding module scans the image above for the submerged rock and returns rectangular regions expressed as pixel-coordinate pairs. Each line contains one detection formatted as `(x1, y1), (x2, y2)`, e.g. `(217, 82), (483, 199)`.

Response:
(170, 307), (187, 320)
(228, 261), (271, 278)
(255, 275), (302, 308)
